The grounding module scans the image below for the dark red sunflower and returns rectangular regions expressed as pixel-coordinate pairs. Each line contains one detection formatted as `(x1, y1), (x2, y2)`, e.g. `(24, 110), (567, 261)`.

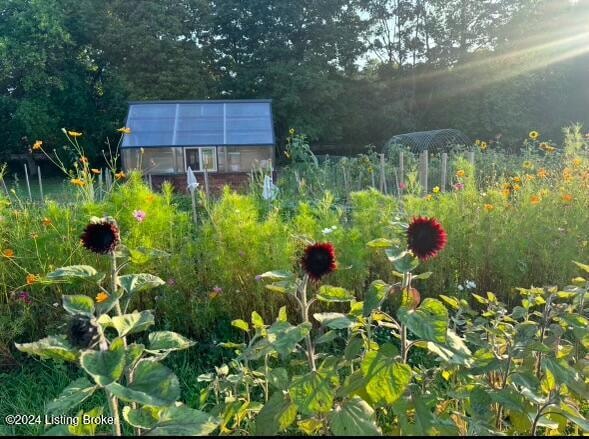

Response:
(407, 216), (447, 260)
(80, 217), (120, 254)
(301, 242), (336, 281)
(68, 315), (99, 348)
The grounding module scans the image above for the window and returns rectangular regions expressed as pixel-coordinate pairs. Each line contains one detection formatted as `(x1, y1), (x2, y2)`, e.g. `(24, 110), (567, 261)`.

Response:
(184, 147), (217, 172)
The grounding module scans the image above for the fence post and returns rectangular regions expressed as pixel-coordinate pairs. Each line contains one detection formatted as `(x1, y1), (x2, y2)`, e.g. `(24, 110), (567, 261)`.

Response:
(342, 166), (349, 195)
(441, 153), (448, 192)
(37, 166), (44, 203)
(379, 153), (388, 194)
(24, 164), (32, 202)
(98, 172), (103, 201)
(148, 173), (153, 191)
(468, 150), (475, 166)
(419, 150), (429, 194)
(204, 168), (210, 199)
(399, 151), (404, 193)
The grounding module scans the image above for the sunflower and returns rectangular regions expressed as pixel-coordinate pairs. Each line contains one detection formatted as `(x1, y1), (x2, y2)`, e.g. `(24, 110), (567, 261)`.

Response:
(68, 315), (99, 348)
(80, 217), (121, 255)
(95, 292), (109, 303)
(529, 131), (540, 141)
(407, 217), (447, 260)
(523, 161), (534, 170)
(432, 186), (440, 194)
(480, 141), (488, 151)
(512, 176), (521, 183)
(301, 242), (337, 281)
(572, 158), (582, 168)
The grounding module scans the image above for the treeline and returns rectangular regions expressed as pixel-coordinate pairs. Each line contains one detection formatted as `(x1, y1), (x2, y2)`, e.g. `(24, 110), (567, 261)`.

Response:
(0, 0), (588, 159)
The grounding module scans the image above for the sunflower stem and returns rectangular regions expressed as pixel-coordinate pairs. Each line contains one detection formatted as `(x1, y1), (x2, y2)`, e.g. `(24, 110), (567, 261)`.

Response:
(300, 274), (316, 371)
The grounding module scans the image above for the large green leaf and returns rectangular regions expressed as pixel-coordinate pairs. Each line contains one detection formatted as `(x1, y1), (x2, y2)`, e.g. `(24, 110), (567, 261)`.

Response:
(68, 407), (103, 436)
(543, 357), (589, 399)
(363, 280), (389, 317)
(62, 295), (95, 318)
(426, 330), (472, 366)
(313, 313), (355, 329)
(47, 377), (97, 415)
(257, 270), (294, 281)
(80, 342), (125, 386)
(148, 331), (195, 352)
(398, 298), (448, 343)
(145, 405), (219, 436)
(329, 397), (382, 436)
(270, 322), (311, 358)
(122, 406), (160, 429)
(119, 274), (165, 295)
(291, 371), (338, 416)
(106, 310), (155, 337)
(360, 351), (412, 406)
(254, 392), (297, 436)
(15, 335), (79, 362)
(106, 360), (180, 406)
(316, 285), (355, 302)
(46, 265), (103, 283)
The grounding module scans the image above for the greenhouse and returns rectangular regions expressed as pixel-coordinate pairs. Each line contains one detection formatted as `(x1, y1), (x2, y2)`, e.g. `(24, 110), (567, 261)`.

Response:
(121, 100), (276, 179)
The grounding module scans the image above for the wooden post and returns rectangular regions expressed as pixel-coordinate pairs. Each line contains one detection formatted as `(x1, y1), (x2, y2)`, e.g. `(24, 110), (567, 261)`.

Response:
(394, 167), (401, 198)
(191, 189), (198, 226)
(399, 151), (404, 192)
(371, 169), (376, 189)
(441, 153), (448, 192)
(379, 153), (388, 194)
(468, 150), (475, 166)
(342, 166), (349, 195)
(419, 150), (429, 194)
(203, 168), (210, 199)
(37, 166), (44, 203)
(24, 164), (32, 202)
(98, 172), (103, 201)
(148, 174), (153, 191)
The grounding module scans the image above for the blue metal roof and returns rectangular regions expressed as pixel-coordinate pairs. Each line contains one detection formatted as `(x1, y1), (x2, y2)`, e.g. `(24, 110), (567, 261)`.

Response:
(121, 100), (275, 148)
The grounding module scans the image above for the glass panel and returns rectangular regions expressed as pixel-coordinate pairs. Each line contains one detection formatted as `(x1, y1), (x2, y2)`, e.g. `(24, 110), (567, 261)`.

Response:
(225, 147), (273, 172)
(201, 148), (217, 171)
(175, 103), (223, 145)
(225, 103), (273, 145)
(140, 148), (175, 174)
(185, 148), (200, 171)
(122, 149), (139, 171)
(123, 104), (176, 147)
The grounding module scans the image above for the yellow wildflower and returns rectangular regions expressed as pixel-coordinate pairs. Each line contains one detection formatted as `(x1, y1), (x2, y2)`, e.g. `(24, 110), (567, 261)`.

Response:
(71, 178), (85, 187)
(512, 176), (521, 183)
(513, 185), (521, 191)
(529, 131), (540, 141)
(502, 188), (511, 198)
(433, 186), (440, 194)
(484, 204), (494, 212)
(67, 131), (83, 137)
(146, 194), (156, 204)
(117, 127), (132, 135)
(2, 248), (15, 259)
(563, 168), (573, 182)
(523, 161), (534, 170)
(91, 168), (101, 174)
(480, 141), (488, 150)
(32, 140), (43, 150)
(530, 196), (541, 205)
(572, 158), (582, 168)
(289, 128), (295, 136)
(26, 274), (39, 285)
(42, 217), (52, 227)
(562, 194), (573, 203)
(95, 292), (109, 303)
(115, 171), (126, 180)
(537, 168), (549, 179)
(475, 139), (481, 146)
(456, 170), (465, 178)
(525, 174), (535, 182)
(426, 195), (433, 201)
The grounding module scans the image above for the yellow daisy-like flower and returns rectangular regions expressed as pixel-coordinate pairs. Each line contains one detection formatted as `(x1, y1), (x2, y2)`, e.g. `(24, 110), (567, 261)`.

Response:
(537, 168), (549, 179)
(562, 194), (573, 203)
(525, 174), (535, 182)
(480, 141), (488, 150)
(456, 169), (465, 178)
(91, 168), (101, 174)
(539, 142), (556, 154)
(484, 204), (494, 212)
(95, 292), (109, 303)
(522, 161), (534, 170)
(115, 171), (126, 180)
(572, 158), (582, 168)
(563, 168), (573, 182)
(71, 178), (85, 187)
(42, 217), (52, 227)
(80, 156), (88, 164)
(146, 194), (156, 204)
(530, 196), (541, 205)
(117, 127), (132, 135)
(289, 128), (295, 136)
(67, 131), (83, 137)
(512, 176), (521, 183)
(475, 140), (481, 146)
(26, 274), (39, 285)
(513, 185), (521, 191)
(432, 186), (440, 194)
(32, 140), (43, 150)
(2, 248), (15, 259)
(502, 188), (511, 198)
(30, 233), (39, 240)
(529, 131), (540, 141)
(426, 195), (433, 201)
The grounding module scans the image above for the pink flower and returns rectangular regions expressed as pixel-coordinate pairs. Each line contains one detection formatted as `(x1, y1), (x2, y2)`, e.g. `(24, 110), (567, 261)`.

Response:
(399, 182), (407, 190)
(453, 183), (465, 191)
(16, 291), (31, 305)
(133, 210), (147, 222)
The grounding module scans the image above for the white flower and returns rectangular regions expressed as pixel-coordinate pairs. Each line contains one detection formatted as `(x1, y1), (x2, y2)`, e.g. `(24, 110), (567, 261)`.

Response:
(52, 302), (59, 307)
(322, 227), (334, 235)
(465, 280), (477, 289)
(457, 285), (464, 291)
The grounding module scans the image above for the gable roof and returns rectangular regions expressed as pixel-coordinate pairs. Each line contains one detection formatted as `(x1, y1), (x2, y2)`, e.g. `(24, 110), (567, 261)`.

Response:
(121, 100), (275, 148)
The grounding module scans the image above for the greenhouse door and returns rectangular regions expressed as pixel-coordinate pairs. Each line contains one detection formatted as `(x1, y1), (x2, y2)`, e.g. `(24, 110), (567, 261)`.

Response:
(184, 147), (217, 172)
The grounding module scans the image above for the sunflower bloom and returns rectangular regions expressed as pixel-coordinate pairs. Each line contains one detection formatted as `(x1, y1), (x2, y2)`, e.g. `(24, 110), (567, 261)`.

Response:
(529, 131), (540, 141)
(563, 168), (573, 182)
(513, 185), (521, 191)
(95, 292), (109, 303)
(26, 274), (39, 285)
(525, 174), (535, 182)
(432, 186), (440, 194)
(2, 249), (15, 259)
(301, 242), (337, 281)
(68, 131), (83, 138)
(407, 217), (447, 260)
(80, 217), (121, 255)
(117, 127), (132, 135)
(502, 188), (511, 198)
(480, 141), (488, 150)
